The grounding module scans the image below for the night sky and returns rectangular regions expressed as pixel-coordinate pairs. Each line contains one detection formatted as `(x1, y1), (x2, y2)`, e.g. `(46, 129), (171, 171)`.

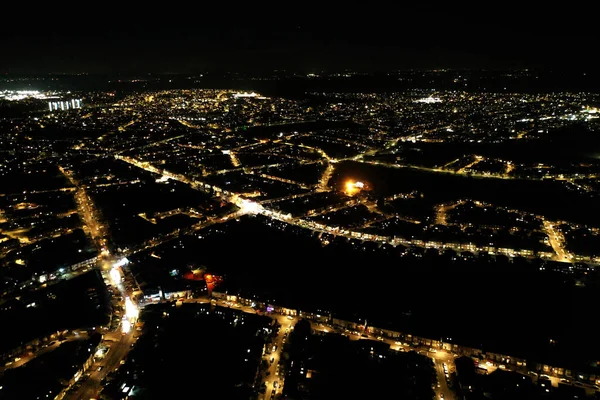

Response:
(1, 5), (596, 74)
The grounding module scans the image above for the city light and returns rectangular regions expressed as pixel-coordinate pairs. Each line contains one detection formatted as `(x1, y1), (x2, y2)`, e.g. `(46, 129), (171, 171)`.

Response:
(5, 70), (600, 400)
(110, 267), (122, 285)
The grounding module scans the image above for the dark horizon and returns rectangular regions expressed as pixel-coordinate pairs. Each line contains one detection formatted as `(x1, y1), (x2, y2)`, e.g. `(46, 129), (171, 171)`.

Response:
(1, 6), (597, 74)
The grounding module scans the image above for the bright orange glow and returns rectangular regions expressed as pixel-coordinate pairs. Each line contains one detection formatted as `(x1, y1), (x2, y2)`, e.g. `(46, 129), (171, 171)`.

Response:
(344, 180), (364, 196)
(203, 274), (223, 293)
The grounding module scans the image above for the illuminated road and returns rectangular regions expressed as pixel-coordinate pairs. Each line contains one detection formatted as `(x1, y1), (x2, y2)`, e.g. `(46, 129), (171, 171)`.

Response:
(58, 166), (108, 251)
(177, 119), (201, 129)
(114, 133), (187, 156)
(358, 159), (519, 181)
(37, 167), (138, 399)
(258, 173), (315, 190)
(259, 191), (316, 205)
(44, 170), (141, 399)
(0, 331), (89, 375)
(65, 267), (139, 400)
(66, 329), (137, 400)
(261, 314), (294, 399)
(117, 119), (136, 132)
(456, 155), (484, 174)
(207, 298), (456, 400)
(198, 299), (293, 399)
(317, 162), (336, 192)
(543, 220), (573, 262)
(435, 200), (467, 226)
(229, 151), (241, 167)
(432, 355), (455, 400)
(115, 154), (593, 264)
(0, 167), (113, 304)
(0, 187), (76, 197)
(305, 198), (359, 217)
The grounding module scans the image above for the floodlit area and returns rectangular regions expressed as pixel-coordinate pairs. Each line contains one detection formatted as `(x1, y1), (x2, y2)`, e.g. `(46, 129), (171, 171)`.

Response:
(109, 267), (122, 285)
(125, 297), (139, 320)
(121, 297), (139, 334)
(239, 199), (262, 214)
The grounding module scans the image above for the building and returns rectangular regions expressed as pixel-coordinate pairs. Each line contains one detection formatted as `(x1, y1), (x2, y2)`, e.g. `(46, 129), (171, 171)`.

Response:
(48, 99), (82, 112)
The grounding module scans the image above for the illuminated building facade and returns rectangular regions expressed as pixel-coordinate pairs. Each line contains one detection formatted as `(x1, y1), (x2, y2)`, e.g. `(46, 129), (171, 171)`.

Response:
(48, 99), (83, 111)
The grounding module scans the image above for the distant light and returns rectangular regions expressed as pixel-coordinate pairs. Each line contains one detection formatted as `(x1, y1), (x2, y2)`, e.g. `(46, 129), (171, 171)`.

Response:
(415, 96), (442, 104)
(0, 90), (59, 101)
(233, 92), (258, 98)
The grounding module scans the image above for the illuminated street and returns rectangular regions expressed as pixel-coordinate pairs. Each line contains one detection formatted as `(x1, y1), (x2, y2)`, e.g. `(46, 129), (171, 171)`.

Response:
(0, 331), (90, 374)
(64, 261), (140, 400)
(543, 220), (573, 262)
(259, 314), (295, 399)
(58, 166), (108, 251)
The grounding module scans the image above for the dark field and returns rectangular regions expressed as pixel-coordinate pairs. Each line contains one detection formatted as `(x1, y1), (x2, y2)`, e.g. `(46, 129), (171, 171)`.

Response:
(138, 215), (599, 368)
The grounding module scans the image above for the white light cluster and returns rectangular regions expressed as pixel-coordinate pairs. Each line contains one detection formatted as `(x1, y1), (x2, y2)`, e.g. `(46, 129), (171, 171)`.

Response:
(109, 267), (121, 285)
(239, 199), (262, 214)
(125, 297), (139, 320)
(113, 258), (129, 268)
(0, 90), (59, 101)
(233, 92), (258, 98)
(121, 319), (131, 334)
(48, 99), (82, 111)
(415, 96), (442, 103)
